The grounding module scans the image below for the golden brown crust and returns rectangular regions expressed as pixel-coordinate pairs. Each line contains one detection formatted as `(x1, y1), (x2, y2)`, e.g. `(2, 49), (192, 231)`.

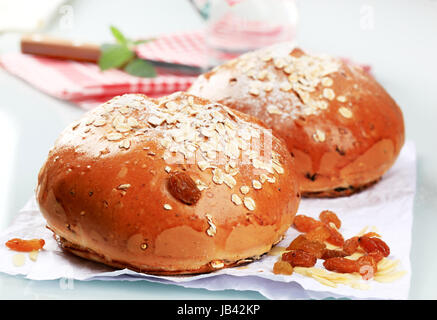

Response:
(189, 45), (405, 197)
(56, 234), (262, 275)
(301, 178), (380, 198)
(36, 92), (300, 275)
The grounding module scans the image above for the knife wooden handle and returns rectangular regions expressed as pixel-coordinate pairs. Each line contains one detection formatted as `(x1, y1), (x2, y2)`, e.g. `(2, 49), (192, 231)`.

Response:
(20, 34), (101, 63)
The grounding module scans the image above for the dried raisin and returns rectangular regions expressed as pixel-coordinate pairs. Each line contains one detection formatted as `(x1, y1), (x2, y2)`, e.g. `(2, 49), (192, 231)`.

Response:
(293, 215), (323, 233)
(358, 236), (390, 257)
(319, 210), (342, 229)
(305, 225), (331, 243)
(273, 260), (294, 275)
(343, 237), (359, 255)
(286, 234), (326, 259)
(321, 249), (348, 260)
(5, 238), (45, 252)
(361, 232), (381, 238)
(368, 251), (384, 263)
(323, 257), (359, 273)
(286, 234), (307, 250)
(325, 225), (344, 247)
(282, 249), (317, 267)
(167, 171), (201, 205)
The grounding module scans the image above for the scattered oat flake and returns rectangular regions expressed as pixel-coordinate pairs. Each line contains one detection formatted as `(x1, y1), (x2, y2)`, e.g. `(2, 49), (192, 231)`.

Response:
(197, 160), (212, 171)
(93, 118), (106, 127)
(313, 129), (326, 142)
(127, 117), (139, 127)
(107, 132), (123, 141)
(84, 117), (95, 126)
(148, 115), (164, 126)
(319, 100), (329, 110)
(257, 70), (268, 80)
(252, 158), (264, 170)
(274, 58), (285, 69)
(321, 77), (333, 87)
(240, 185), (250, 194)
(72, 122), (80, 130)
(272, 163), (284, 175)
(323, 88), (336, 100)
(212, 168), (225, 185)
(243, 196), (256, 211)
(338, 107), (353, 118)
(223, 174), (237, 189)
(231, 193), (242, 205)
(205, 214), (217, 237)
(249, 87), (260, 96)
(337, 95), (347, 103)
(264, 83), (274, 92)
(163, 204), (172, 210)
(117, 184), (131, 190)
(262, 54), (272, 62)
(166, 101), (179, 110)
(115, 123), (132, 133)
(187, 96), (195, 106)
(267, 105), (283, 115)
(267, 176), (276, 183)
(280, 82), (292, 92)
(195, 179), (209, 191)
(119, 106), (130, 114)
(119, 139), (131, 149)
(252, 180), (262, 190)
(283, 66), (293, 74)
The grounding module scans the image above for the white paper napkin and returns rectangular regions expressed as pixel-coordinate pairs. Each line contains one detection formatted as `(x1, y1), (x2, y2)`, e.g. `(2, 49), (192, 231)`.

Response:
(0, 141), (416, 300)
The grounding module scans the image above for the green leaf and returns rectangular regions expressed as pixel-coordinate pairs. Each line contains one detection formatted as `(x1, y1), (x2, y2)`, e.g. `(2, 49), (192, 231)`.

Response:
(132, 38), (155, 45)
(110, 25), (128, 45)
(98, 43), (134, 71)
(123, 58), (157, 78)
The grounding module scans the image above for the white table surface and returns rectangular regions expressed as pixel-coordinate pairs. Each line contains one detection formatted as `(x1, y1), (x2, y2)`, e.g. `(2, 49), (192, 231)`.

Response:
(0, 0), (436, 299)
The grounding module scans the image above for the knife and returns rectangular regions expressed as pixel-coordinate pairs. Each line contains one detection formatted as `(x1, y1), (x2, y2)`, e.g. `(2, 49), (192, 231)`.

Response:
(20, 34), (207, 76)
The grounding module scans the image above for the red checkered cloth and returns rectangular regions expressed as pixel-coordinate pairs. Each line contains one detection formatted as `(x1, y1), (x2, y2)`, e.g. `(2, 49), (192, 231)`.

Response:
(0, 31), (207, 110)
(136, 30), (207, 68)
(0, 30), (370, 110)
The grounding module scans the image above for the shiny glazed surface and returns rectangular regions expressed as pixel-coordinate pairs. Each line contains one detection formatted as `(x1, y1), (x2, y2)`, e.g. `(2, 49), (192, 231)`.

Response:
(36, 92), (300, 274)
(189, 45), (405, 196)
